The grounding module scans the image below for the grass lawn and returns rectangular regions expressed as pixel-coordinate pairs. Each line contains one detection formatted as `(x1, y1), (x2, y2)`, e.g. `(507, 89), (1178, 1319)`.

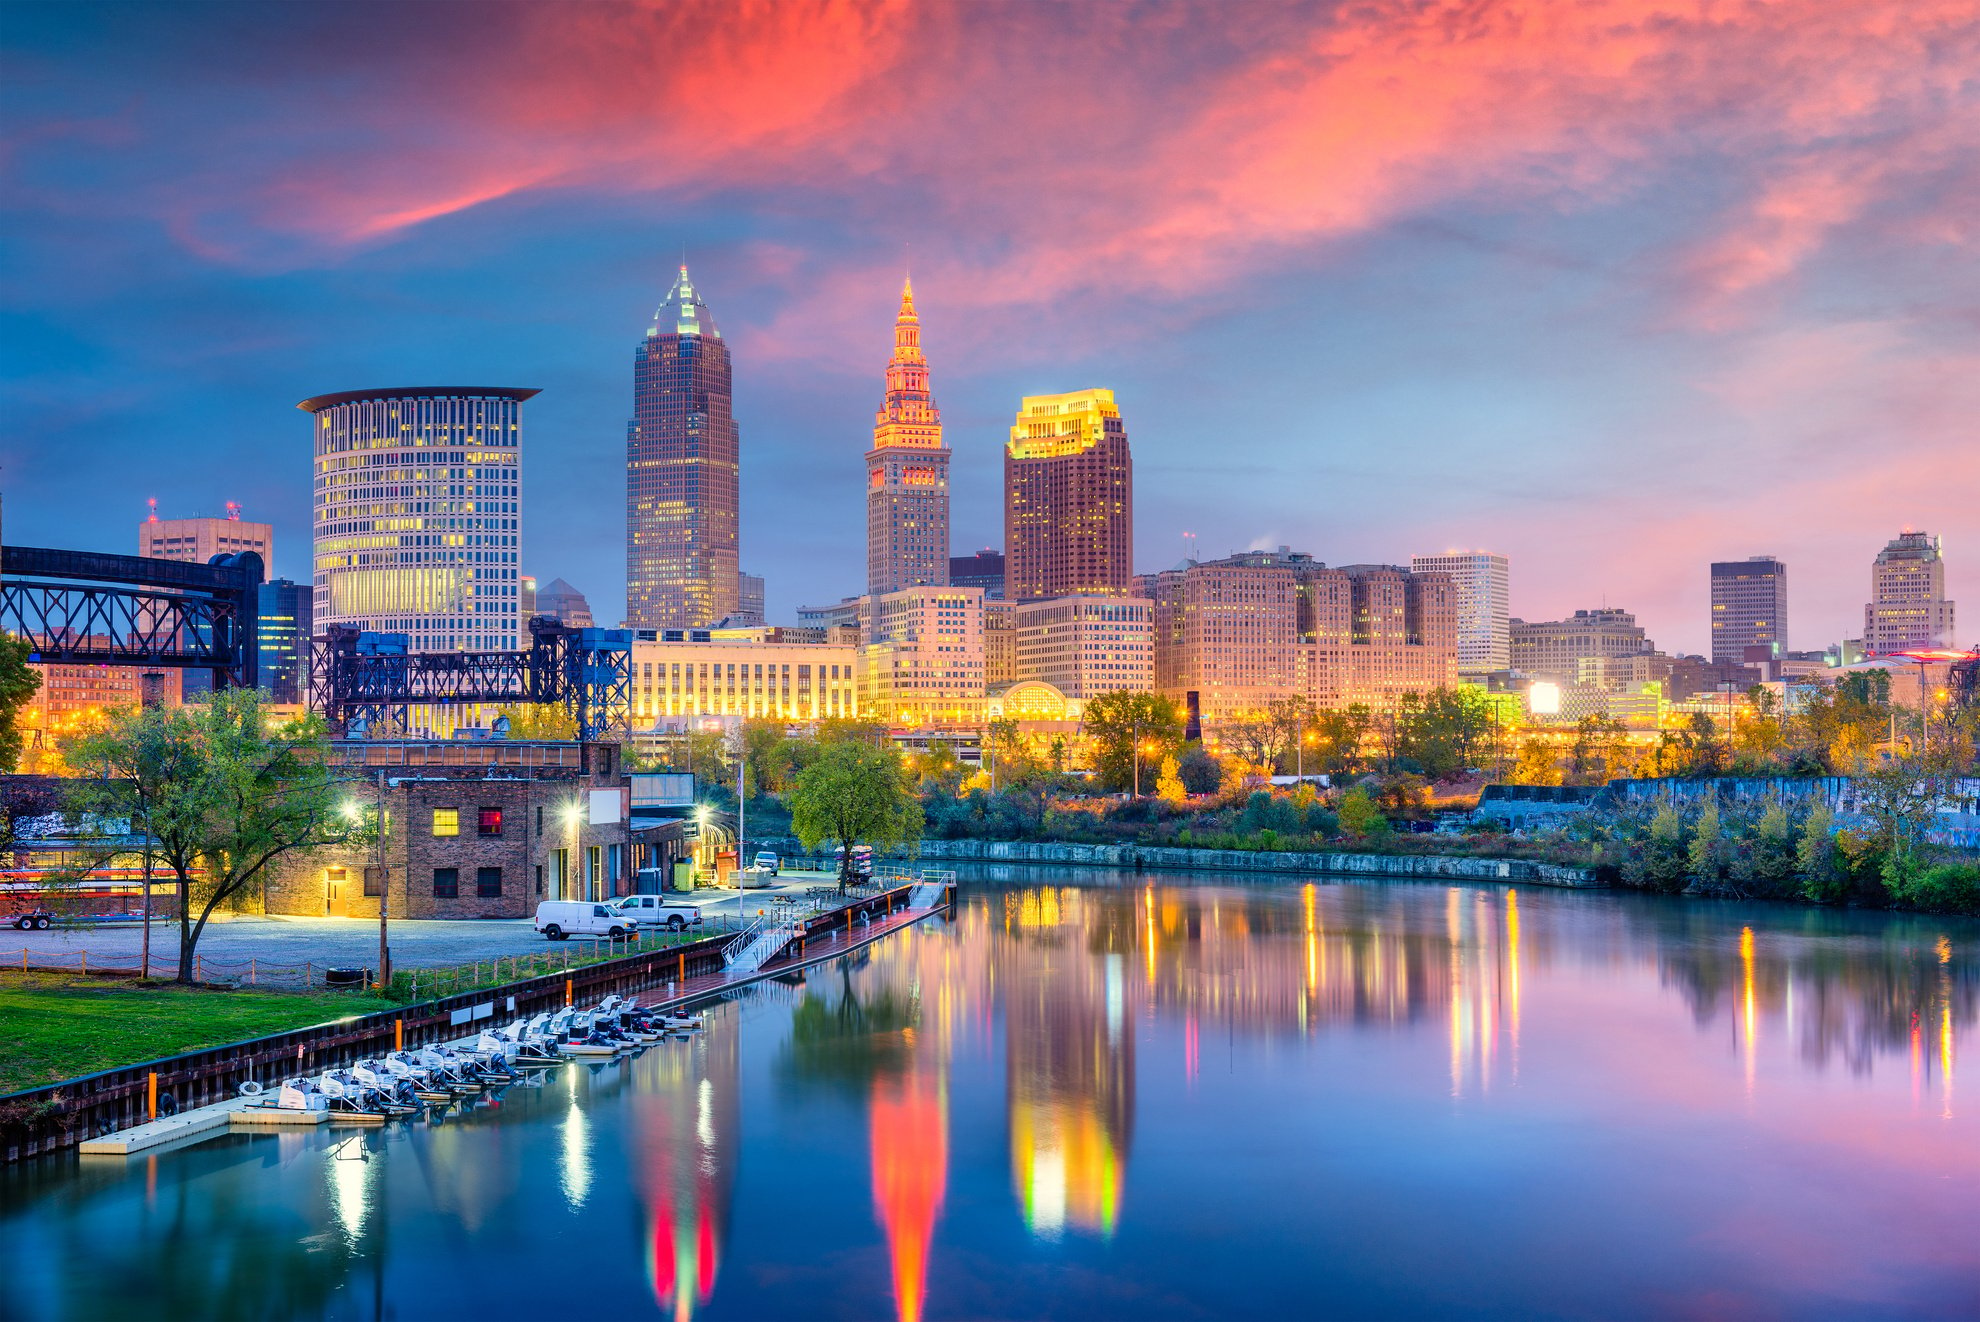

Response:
(0, 972), (392, 1095)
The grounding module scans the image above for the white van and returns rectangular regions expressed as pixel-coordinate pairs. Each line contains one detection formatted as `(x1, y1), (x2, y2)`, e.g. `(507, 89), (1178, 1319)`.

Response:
(608, 894), (704, 932)
(534, 901), (638, 941)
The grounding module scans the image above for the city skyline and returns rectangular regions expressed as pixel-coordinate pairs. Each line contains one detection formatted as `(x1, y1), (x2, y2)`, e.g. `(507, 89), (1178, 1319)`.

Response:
(2, 2), (1975, 656)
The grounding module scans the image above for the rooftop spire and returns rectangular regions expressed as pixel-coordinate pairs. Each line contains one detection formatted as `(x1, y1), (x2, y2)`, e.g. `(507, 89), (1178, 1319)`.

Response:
(648, 262), (720, 340)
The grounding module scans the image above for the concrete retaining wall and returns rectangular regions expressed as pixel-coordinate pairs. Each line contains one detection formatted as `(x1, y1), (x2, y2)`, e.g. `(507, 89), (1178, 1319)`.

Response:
(880, 837), (1602, 888)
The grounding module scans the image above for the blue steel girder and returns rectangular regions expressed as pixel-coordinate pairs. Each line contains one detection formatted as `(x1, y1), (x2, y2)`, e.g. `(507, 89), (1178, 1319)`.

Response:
(0, 545), (261, 684)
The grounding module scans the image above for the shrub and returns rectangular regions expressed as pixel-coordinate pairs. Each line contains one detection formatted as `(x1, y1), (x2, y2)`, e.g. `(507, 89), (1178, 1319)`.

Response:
(1337, 786), (1388, 839)
(1898, 862), (1980, 914)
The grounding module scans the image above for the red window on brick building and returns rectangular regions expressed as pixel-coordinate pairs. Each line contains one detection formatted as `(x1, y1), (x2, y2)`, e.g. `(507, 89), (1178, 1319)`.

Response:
(478, 807), (503, 837)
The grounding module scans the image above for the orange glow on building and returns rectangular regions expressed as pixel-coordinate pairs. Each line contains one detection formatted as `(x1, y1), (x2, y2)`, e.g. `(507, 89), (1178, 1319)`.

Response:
(867, 277), (950, 596)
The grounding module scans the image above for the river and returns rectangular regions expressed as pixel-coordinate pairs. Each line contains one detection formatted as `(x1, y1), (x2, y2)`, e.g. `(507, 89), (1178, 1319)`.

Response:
(4, 868), (1978, 1320)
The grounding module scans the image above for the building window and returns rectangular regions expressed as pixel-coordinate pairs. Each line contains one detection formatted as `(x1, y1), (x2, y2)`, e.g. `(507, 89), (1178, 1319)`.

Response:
(478, 807), (503, 837)
(363, 866), (384, 898)
(476, 866), (502, 898)
(432, 808), (460, 837)
(535, 864), (544, 896)
(433, 867), (459, 898)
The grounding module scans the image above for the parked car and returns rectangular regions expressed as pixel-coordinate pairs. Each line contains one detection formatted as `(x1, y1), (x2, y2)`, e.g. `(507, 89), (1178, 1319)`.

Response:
(752, 851), (781, 876)
(533, 900), (637, 941)
(608, 894), (704, 931)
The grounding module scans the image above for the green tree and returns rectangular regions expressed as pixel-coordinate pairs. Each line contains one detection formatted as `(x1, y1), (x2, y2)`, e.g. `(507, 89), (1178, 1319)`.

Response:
(490, 702), (577, 740)
(1687, 796), (1725, 889)
(1308, 705), (1374, 776)
(1855, 760), (1944, 902)
(0, 634), (42, 772)
(62, 691), (345, 983)
(1336, 784), (1388, 839)
(1081, 691), (1184, 792)
(1796, 803), (1845, 902)
(787, 740), (923, 889)
(1511, 737), (1562, 786)
(1392, 687), (1495, 782)
(1176, 741), (1223, 795)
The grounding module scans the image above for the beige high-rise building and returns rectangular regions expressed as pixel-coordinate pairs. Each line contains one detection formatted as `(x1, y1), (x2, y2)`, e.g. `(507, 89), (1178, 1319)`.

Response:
(983, 599), (1018, 690)
(859, 586), (986, 727)
(1410, 552), (1509, 675)
(866, 279), (950, 596)
(1013, 596), (1153, 701)
(1864, 531), (1956, 654)
(140, 509), (273, 567)
(1136, 549), (1457, 722)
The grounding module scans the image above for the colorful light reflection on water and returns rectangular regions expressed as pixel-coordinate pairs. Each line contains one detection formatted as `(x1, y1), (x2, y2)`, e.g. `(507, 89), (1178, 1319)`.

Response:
(5, 871), (1980, 1321)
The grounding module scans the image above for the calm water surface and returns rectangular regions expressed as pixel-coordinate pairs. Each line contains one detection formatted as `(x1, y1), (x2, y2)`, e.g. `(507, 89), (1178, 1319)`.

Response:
(5, 869), (1980, 1321)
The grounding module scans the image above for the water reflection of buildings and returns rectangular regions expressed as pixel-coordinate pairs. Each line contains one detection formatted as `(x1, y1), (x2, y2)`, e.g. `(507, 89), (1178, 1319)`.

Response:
(1657, 917), (1973, 1108)
(1002, 888), (1136, 1238)
(630, 1026), (739, 1321)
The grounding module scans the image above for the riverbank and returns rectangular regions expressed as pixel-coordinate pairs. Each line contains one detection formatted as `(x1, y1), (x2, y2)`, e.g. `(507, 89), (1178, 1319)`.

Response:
(0, 972), (394, 1094)
(880, 837), (1605, 887)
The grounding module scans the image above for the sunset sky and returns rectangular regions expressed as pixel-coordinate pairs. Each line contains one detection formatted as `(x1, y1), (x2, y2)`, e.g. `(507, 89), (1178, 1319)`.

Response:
(3, 0), (1975, 653)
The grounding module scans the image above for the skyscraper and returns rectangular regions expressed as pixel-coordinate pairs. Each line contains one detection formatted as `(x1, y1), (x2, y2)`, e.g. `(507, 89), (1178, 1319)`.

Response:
(1004, 389), (1133, 601)
(300, 386), (530, 653)
(628, 265), (739, 629)
(1709, 555), (1787, 664)
(867, 278), (949, 596)
(1865, 531), (1956, 653)
(1410, 551), (1509, 675)
(255, 579), (312, 704)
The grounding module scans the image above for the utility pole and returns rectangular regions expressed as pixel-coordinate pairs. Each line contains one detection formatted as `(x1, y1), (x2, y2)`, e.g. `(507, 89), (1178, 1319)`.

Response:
(375, 769), (390, 989)
(1132, 717), (1142, 797)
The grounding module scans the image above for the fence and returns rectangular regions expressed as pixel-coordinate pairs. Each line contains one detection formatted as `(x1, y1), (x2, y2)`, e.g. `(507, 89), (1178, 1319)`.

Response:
(0, 880), (925, 1163)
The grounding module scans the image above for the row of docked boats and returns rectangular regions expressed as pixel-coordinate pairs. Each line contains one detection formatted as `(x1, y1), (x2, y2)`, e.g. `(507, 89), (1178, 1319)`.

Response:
(241, 995), (703, 1123)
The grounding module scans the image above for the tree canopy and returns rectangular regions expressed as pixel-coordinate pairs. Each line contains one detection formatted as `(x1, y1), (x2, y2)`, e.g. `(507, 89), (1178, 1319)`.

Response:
(62, 690), (345, 982)
(1081, 690), (1185, 792)
(787, 740), (923, 886)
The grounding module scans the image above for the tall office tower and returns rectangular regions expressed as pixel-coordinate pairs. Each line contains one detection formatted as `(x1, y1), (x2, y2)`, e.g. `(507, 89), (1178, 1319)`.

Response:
(535, 578), (595, 627)
(1709, 555), (1788, 664)
(255, 579), (313, 704)
(628, 265), (739, 628)
(1865, 531), (1956, 653)
(1410, 552), (1509, 675)
(300, 386), (531, 653)
(867, 278), (950, 596)
(141, 506), (273, 568)
(1004, 389), (1133, 601)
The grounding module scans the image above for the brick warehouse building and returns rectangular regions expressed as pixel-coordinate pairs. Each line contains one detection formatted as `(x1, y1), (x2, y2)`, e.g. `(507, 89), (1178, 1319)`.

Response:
(265, 740), (636, 921)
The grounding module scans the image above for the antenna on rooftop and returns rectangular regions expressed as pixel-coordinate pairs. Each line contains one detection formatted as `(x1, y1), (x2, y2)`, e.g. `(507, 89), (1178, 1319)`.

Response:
(225, 501), (241, 521)
(1182, 531), (1198, 563)
(145, 497), (158, 523)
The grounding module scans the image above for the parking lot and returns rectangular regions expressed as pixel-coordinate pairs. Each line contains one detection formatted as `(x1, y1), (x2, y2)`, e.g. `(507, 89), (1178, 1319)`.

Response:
(4, 869), (857, 974)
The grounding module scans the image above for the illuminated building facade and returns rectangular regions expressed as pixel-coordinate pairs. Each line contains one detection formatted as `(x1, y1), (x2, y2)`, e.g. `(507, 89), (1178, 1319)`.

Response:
(1710, 555), (1787, 665)
(629, 265), (740, 629)
(1004, 390), (1133, 601)
(1864, 531), (1956, 654)
(867, 279), (950, 596)
(983, 599), (1017, 689)
(1013, 596), (1153, 700)
(860, 586), (986, 726)
(255, 579), (312, 705)
(301, 385), (530, 654)
(627, 632), (860, 725)
(1137, 550), (1457, 719)
(1509, 608), (1653, 685)
(1410, 551), (1509, 675)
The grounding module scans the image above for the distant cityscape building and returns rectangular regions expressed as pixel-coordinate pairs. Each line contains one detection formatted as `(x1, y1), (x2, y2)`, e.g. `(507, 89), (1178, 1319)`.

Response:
(628, 265), (739, 629)
(1013, 596), (1153, 700)
(1864, 531), (1956, 654)
(534, 577), (595, 628)
(796, 596), (867, 632)
(1410, 552), (1508, 675)
(983, 599), (1017, 690)
(734, 572), (766, 626)
(949, 549), (1005, 600)
(255, 579), (313, 705)
(866, 279), (950, 596)
(1136, 549), (1457, 721)
(519, 575), (537, 626)
(300, 386), (531, 654)
(859, 586), (986, 726)
(1710, 556), (1787, 665)
(1005, 390), (1133, 601)
(1509, 609), (1653, 685)
(141, 506), (273, 568)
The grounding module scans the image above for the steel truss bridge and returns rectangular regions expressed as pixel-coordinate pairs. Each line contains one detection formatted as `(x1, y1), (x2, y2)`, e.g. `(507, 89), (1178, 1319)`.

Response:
(311, 617), (631, 742)
(0, 545), (264, 687)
